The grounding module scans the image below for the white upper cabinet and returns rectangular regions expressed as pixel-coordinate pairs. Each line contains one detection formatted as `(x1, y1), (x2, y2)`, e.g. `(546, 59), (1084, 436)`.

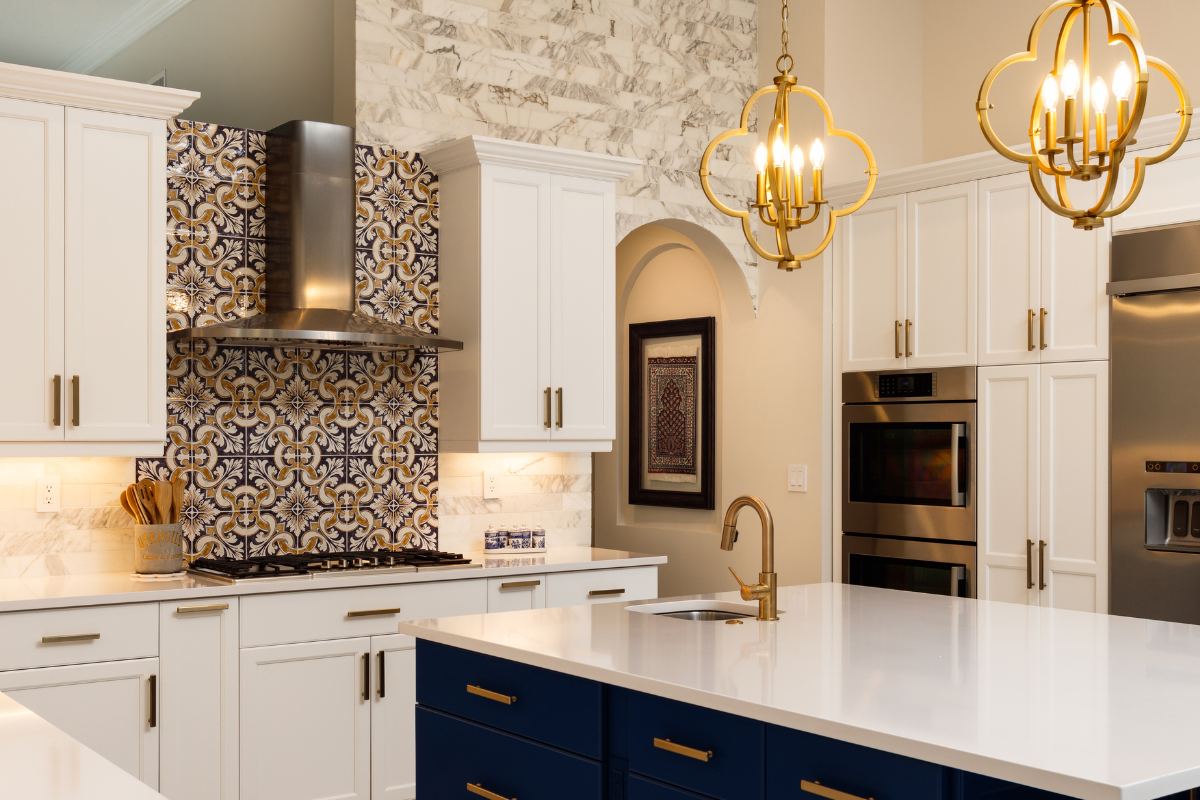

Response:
(840, 194), (906, 372)
(1112, 137), (1200, 233)
(0, 64), (195, 455)
(427, 136), (638, 453)
(978, 174), (1041, 366)
(1040, 180), (1110, 362)
(906, 181), (977, 368)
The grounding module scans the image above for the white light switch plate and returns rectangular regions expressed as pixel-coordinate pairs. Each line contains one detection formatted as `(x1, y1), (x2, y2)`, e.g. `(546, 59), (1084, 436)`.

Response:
(36, 476), (61, 512)
(787, 465), (807, 493)
(483, 471), (500, 499)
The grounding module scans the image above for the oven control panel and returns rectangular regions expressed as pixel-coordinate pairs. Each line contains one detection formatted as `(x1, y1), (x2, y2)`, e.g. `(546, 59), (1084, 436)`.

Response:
(1146, 461), (1200, 473)
(877, 372), (936, 398)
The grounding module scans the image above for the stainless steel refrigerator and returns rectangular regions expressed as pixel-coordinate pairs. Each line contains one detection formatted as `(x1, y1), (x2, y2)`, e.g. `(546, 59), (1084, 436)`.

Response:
(1111, 221), (1200, 624)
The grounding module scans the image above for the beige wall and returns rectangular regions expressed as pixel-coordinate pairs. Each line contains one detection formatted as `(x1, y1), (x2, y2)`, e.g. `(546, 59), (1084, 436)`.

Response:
(93, 0), (345, 131)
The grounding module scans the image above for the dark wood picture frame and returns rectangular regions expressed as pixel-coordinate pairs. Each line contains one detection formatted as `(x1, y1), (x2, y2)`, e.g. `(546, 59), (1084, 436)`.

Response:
(628, 316), (716, 509)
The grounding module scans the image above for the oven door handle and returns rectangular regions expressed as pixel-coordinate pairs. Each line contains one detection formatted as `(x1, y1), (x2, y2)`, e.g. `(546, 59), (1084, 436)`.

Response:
(950, 423), (967, 507)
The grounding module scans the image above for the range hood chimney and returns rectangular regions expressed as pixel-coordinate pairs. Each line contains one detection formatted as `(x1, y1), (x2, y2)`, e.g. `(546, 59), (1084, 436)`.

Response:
(168, 120), (462, 352)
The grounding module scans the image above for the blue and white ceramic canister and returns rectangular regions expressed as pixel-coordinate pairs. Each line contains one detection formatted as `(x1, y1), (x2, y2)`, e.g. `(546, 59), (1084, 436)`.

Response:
(532, 525), (546, 550)
(484, 526), (505, 550)
(508, 525), (531, 550)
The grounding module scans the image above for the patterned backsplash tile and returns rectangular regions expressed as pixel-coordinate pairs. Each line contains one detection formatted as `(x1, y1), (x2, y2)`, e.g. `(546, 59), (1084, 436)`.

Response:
(139, 120), (441, 561)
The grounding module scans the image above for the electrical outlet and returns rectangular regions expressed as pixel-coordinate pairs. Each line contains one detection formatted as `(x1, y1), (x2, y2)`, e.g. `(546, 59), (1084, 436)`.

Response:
(787, 465), (807, 493)
(483, 471), (500, 499)
(35, 476), (61, 512)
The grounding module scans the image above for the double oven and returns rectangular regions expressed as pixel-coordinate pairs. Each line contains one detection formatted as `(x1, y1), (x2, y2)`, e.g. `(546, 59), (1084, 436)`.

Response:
(841, 367), (976, 598)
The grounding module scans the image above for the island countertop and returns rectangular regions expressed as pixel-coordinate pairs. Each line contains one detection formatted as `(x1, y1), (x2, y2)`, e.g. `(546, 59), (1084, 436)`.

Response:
(398, 583), (1200, 800)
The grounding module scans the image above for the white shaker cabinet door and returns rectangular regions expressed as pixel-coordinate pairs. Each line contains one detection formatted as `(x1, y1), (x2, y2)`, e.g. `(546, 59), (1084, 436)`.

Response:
(1111, 137), (1200, 232)
(479, 164), (552, 442)
(64, 108), (166, 443)
(159, 598), (239, 800)
(241, 638), (372, 800)
(1040, 181), (1109, 362)
(906, 181), (977, 368)
(0, 657), (160, 789)
(977, 365), (1040, 607)
(978, 174), (1040, 366)
(550, 173), (615, 441)
(486, 575), (547, 612)
(1039, 360), (1109, 613)
(371, 633), (418, 800)
(841, 193), (907, 372)
(0, 97), (64, 441)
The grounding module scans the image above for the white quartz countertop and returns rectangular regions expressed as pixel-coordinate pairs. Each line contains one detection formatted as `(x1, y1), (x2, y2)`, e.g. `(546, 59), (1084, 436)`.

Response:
(0, 547), (665, 613)
(0, 692), (164, 800)
(398, 583), (1200, 800)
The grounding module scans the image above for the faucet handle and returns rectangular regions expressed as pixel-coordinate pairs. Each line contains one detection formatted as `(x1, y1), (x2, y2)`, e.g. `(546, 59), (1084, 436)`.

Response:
(728, 566), (748, 590)
(728, 566), (767, 602)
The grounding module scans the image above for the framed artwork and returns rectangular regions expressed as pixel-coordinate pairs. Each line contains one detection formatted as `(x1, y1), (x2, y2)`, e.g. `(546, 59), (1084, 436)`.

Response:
(628, 316), (715, 509)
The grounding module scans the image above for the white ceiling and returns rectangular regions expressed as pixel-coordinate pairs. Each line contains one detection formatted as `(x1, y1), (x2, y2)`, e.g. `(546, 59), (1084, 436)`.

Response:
(0, 0), (189, 73)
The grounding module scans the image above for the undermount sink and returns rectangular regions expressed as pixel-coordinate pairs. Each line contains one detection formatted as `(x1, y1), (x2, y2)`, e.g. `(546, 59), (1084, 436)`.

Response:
(625, 599), (758, 621)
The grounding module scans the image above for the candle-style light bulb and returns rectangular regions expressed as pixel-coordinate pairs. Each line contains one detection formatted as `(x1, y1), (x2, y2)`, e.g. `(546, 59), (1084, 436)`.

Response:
(1092, 77), (1109, 113)
(772, 135), (788, 169)
(791, 145), (804, 171)
(1113, 61), (1132, 101)
(754, 143), (768, 205)
(1060, 60), (1080, 99)
(810, 139), (825, 169)
(755, 143), (768, 174)
(1042, 75), (1060, 110)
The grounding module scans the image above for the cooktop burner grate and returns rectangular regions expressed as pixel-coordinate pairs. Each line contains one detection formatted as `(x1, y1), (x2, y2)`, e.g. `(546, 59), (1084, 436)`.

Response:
(188, 548), (473, 581)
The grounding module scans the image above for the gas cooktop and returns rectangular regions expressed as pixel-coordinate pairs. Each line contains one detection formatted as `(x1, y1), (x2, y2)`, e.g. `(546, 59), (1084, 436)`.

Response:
(188, 548), (477, 583)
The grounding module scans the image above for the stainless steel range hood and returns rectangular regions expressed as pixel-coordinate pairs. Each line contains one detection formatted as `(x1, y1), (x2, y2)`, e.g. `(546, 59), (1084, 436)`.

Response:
(168, 120), (461, 352)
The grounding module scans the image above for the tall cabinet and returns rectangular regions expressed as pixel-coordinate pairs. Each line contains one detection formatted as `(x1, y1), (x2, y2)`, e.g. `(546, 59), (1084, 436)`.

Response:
(426, 136), (639, 453)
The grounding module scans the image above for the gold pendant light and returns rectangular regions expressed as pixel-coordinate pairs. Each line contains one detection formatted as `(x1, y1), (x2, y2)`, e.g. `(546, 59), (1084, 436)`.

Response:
(977, 0), (1192, 230)
(698, 0), (877, 271)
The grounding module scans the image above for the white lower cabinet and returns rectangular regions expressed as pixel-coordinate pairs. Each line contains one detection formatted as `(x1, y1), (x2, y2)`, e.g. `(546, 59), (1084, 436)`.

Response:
(371, 634), (417, 800)
(0, 657), (159, 789)
(978, 362), (1109, 612)
(487, 574), (547, 611)
(160, 598), (239, 800)
(545, 566), (659, 607)
(241, 638), (372, 800)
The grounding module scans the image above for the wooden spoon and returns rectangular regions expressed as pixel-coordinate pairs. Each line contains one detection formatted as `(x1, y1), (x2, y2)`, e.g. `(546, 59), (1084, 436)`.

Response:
(155, 480), (173, 526)
(172, 478), (185, 525)
(136, 480), (158, 525)
(119, 488), (142, 524)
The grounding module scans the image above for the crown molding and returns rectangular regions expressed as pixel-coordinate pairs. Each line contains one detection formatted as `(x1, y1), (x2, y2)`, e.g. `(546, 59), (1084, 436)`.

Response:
(0, 61), (198, 118)
(825, 113), (1195, 204)
(59, 0), (193, 76)
(422, 135), (641, 181)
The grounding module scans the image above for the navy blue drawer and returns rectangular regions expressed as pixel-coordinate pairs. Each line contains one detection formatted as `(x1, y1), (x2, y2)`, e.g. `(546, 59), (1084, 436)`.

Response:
(628, 774), (716, 800)
(627, 691), (764, 800)
(416, 706), (603, 800)
(766, 725), (946, 800)
(957, 772), (1075, 800)
(416, 640), (605, 759)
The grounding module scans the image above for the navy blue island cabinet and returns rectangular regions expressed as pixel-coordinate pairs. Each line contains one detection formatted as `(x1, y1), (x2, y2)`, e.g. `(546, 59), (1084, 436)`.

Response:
(413, 641), (1176, 800)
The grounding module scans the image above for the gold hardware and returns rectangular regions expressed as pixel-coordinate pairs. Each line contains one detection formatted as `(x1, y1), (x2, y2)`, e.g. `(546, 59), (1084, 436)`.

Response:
(653, 737), (713, 762)
(905, 319), (912, 357)
(698, 0), (876, 267)
(177, 603), (229, 614)
(71, 375), (79, 426)
(544, 387), (551, 429)
(976, 0), (1191, 229)
(362, 653), (370, 701)
(500, 580), (540, 589)
(467, 783), (513, 800)
(378, 650), (385, 698)
(347, 607), (401, 618)
(1027, 539), (1035, 589)
(467, 685), (516, 705)
(1039, 308), (1048, 350)
(52, 375), (61, 426)
(41, 633), (100, 643)
(1039, 539), (1047, 590)
(1028, 309), (1035, 351)
(894, 321), (902, 359)
(588, 588), (625, 597)
(721, 496), (778, 621)
(556, 387), (563, 429)
(726, 619), (744, 625)
(801, 779), (873, 800)
(149, 674), (157, 728)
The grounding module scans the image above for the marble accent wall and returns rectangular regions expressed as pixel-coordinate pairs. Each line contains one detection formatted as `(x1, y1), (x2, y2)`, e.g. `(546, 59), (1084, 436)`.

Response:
(353, 0), (761, 300)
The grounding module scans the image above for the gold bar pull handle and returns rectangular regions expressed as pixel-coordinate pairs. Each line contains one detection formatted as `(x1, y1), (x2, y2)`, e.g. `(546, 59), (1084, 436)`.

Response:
(177, 603), (229, 614)
(467, 685), (517, 705)
(895, 320), (901, 359)
(71, 375), (79, 426)
(1026, 539), (1034, 589)
(555, 387), (563, 429)
(1028, 309), (1035, 351)
(53, 375), (61, 426)
(42, 633), (100, 644)
(588, 588), (625, 597)
(905, 319), (912, 357)
(149, 674), (157, 728)
(801, 779), (873, 800)
(467, 783), (514, 800)
(500, 580), (540, 589)
(544, 387), (551, 429)
(1039, 539), (1047, 590)
(347, 607), (401, 618)
(654, 737), (713, 762)
(378, 650), (385, 699)
(1040, 308), (1048, 350)
(362, 653), (370, 702)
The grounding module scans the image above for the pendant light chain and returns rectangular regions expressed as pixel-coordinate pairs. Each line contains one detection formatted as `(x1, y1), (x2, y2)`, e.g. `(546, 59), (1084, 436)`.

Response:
(777, 0), (792, 74)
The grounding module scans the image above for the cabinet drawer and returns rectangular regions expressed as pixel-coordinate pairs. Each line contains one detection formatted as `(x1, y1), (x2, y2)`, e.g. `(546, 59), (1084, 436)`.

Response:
(416, 705), (603, 800)
(767, 725), (946, 800)
(0, 603), (157, 671)
(628, 690), (763, 800)
(545, 566), (658, 608)
(240, 578), (486, 647)
(629, 774), (715, 800)
(958, 771), (1074, 800)
(417, 640), (604, 759)
(486, 574), (546, 612)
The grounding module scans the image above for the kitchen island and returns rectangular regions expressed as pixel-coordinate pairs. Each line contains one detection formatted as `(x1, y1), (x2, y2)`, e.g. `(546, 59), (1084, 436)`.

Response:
(399, 583), (1200, 800)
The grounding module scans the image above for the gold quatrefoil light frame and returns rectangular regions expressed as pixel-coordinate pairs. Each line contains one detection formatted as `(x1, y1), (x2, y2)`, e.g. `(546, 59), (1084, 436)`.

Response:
(977, 0), (1192, 230)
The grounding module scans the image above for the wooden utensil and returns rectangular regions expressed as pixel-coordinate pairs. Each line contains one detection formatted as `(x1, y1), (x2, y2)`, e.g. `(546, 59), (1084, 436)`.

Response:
(119, 488), (142, 524)
(155, 480), (173, 526)
(136, 480), (158, 525)
(172, 478), (185, 525)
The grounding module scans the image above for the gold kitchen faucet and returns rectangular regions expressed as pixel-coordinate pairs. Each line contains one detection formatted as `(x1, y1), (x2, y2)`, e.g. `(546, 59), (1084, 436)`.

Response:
(721, 495), (778, 621)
